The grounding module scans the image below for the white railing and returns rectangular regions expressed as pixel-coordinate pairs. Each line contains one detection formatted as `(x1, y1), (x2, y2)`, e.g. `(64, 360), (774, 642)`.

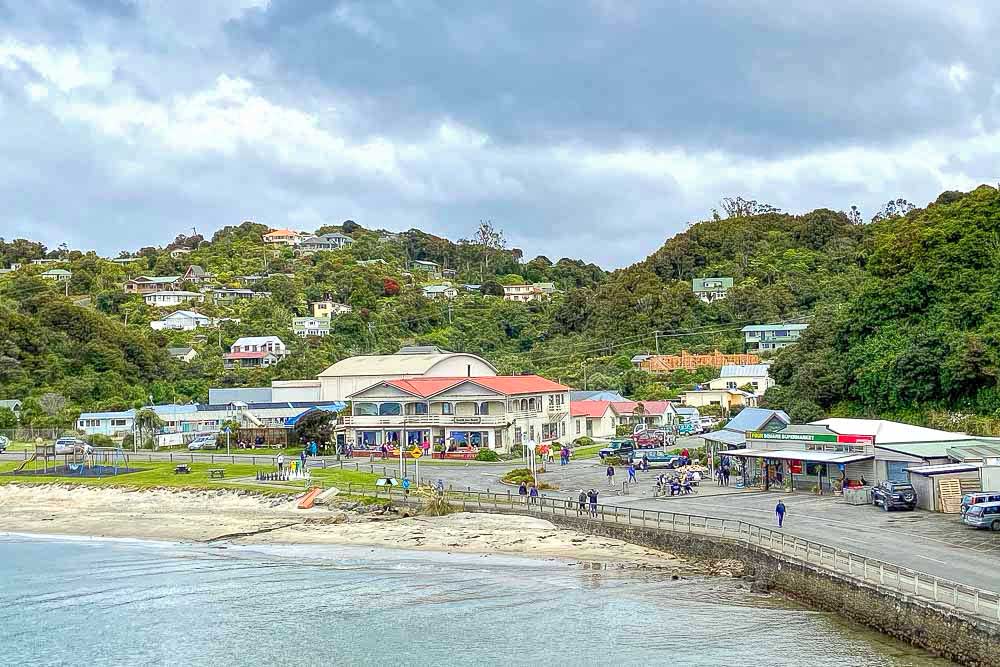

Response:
(340, 415), (507, 427)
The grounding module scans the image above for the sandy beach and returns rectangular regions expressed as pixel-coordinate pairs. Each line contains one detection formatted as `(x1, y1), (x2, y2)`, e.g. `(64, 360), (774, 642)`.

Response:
(0, 484), (723, 572)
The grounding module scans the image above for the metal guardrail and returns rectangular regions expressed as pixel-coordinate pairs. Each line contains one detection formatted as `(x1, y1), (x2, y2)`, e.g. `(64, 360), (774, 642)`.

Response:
(338, 485), (1000, 623)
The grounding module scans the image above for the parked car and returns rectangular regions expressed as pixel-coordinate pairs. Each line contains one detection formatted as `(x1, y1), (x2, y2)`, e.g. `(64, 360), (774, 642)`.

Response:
(960, 492), (1000, 517)
(54, 436), (86, 455)
(699, 416), (719, 430)
(961, 501), (1000, 531)
(0, 435), (8, 452)
(187, 435), (218, 451)
(598, 438), (635, 460)
(871, 480), (917, 511)
(628, 449), (683, 468)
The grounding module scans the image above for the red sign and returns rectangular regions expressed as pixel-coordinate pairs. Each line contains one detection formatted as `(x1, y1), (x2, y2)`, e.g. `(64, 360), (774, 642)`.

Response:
(789, 460), (803, 474)
(836, 434), (875, 445)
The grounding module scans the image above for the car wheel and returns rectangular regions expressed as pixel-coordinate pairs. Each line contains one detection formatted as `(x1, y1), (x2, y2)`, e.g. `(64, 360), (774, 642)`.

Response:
(882, 501), (889, 512)
(991, 520), (1000, 532)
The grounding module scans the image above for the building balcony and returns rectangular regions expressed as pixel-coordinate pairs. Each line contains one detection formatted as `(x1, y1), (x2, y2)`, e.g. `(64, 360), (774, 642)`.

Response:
(340, 414), (508, 427)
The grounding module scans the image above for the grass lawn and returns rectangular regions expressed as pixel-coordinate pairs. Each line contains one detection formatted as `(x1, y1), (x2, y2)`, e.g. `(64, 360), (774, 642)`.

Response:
(0, 459), (378, 494)
(570, 444), (604, 459)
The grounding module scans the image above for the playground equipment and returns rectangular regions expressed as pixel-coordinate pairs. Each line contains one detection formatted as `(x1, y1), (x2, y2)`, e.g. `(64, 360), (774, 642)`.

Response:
(12, 444), (131, 477)
(14, 444), (57, 473)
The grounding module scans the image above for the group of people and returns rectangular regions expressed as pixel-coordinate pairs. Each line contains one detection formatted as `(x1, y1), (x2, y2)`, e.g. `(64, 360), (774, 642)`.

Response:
(236, 435), (268, 450)
(577, 489), (600, 517)
(654, 471), (698, 497)
(715, 460), (733, 486)
(558, 445), (571, 466)
(517, 481), (540, 504)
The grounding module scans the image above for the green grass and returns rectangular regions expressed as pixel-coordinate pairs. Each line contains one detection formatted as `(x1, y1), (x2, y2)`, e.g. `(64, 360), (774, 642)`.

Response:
(0, 459), (378, 494)
(570, 444), (604, 459)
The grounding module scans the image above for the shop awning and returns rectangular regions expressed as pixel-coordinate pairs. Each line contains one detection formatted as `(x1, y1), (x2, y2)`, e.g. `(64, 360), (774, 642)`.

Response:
(701, 429), (746, 447)
(720, 448), (873, 464)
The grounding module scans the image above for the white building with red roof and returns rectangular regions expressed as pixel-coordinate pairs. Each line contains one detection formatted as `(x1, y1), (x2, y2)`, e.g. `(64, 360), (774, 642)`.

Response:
(262, 229), (305, 246)
(223, 336), (289, 369)
(610, 400), (679, 431)
(570, 400), (620, 440)
(341, 374), (570, 454)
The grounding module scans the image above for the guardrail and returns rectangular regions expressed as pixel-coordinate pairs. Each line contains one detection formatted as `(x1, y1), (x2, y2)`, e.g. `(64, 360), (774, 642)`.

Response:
(333, 484), (1000, 623)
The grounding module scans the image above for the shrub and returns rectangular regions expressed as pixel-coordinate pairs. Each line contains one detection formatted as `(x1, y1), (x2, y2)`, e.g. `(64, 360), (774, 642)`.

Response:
(87, 434), (115, 447)
(509, 444), (525, 458)
(615, 425), (632, 437)
(501, 468), (555, 489)
(603, 455), (624, 466)
(474, 449), (500, 462)
(422, 494), (456, 516)
(573, 436), (595, 447)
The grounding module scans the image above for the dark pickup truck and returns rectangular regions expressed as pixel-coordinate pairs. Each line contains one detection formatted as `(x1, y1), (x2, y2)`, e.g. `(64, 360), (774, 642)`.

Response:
(598, 439), (635, 460)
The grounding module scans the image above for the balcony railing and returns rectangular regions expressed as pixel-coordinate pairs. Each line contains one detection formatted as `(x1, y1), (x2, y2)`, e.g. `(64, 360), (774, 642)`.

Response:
(340, 415), (508, 427)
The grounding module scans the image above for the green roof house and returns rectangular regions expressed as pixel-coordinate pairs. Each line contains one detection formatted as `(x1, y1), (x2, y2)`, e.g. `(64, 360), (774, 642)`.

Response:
(692, 277), (733, 303)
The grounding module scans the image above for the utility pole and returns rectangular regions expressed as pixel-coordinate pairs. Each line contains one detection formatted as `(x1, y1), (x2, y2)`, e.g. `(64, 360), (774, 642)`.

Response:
(655, 331), (660, 355)
(448, 304), (452, 324)
(368, 322), (376, 352)
(582, 361), (588, 390)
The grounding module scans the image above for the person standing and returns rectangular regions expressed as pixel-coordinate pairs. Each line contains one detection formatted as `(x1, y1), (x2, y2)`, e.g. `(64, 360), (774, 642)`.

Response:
(775, 499), (786, 528)
(435, 478), (445, 495)
(577, 489), (587, 516)
(300, 448), (307, 470)
(518, 481), (528, 503)
(528, 483), (539, 505)
(627, 463), (636, 484)
(588, 489), (599, 517)
(276, 452), (285, 472)
(606, 464), (615, 487)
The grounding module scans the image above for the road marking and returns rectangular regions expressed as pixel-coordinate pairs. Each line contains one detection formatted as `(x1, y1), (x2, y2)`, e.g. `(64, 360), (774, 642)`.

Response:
(916, 555), (947, 565)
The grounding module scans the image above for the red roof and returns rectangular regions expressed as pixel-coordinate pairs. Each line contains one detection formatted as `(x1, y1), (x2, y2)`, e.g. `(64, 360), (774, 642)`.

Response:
(264, 229), (299, 237)
(223, 351), (274, 360)
(382, 375), (569, 398)
(571, 400), (615, 418)
(611, 401), (675, 415)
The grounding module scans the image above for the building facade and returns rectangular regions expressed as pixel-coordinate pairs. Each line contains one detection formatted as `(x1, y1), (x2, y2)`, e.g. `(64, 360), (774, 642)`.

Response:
(339, 375), (570, 452)
(293, 316), (331, 337)
(150, 310), (215, 331)
(570, 401), (619, 439)
(144, 291), (205, 307)
(297, 233), (354, 252)
(223, 336), (289, 369)
(502, 284), (553, 302)
(312, 301), (352, 318)
(741, 323), (809, 351)
(707, 364), (774, 395)
(124, 276), (181, 294)
(262, 229), (305, 246)
(692, 277), (733, 303)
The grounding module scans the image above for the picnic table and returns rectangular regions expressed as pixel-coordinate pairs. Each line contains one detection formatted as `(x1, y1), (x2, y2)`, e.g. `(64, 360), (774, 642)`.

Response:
(208, 468), (225, 479)
(174, 464), (191, 474)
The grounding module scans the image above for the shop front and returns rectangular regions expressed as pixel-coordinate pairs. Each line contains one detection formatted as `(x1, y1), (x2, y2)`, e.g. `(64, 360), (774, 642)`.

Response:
(724, 449), (874, 493)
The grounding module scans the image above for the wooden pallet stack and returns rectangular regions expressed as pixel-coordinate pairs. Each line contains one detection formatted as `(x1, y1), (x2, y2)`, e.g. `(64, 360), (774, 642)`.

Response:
(937, 478), (963, 513)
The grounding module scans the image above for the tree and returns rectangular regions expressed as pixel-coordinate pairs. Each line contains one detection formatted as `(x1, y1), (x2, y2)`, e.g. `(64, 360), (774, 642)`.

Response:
(38, 392), (67, 418)
(717, 196), (781, 219)
(846, 205), (863, 225)
(383, 278), (400, 296)
(472, 220), (506, 280)
(480, 281), (504, 297)
(0, 406), (16, 429)
(870, 198), (915, 223)
(292, 407), (340, 449)
(134, 407), (164, 448)
(342, 220), (361, 234)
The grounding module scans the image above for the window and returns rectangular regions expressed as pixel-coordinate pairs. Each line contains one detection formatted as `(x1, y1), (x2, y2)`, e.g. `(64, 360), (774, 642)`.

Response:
(560, 422), (566, 436)
(541, 423), (559, 440)
(575, 420), (581, 434)
(514, 427), (522, 445)
(441, 402), (453, 415)
(413, 402), (428, 415)
(354, 402), (378, 416)
(379, 403), (401, 416)
(111, 419), (128, 427)
(726, 381), (737, 389)
(548, 395), (554, 409)
(528, 397), (536, 411)
(479, 402), (489, 416)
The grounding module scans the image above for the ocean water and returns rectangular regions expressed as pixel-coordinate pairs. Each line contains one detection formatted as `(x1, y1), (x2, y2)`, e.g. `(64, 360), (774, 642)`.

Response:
(0, 534), (951, 667)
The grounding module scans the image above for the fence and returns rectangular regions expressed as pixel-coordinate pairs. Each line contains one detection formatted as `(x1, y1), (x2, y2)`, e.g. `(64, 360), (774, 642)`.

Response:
(331, 485), (1000, 624)
(0, 427), (66, 442)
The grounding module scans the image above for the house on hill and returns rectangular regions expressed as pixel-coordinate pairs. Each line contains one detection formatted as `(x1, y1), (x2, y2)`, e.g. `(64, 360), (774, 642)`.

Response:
(41, 268), (71, 281)
(296, 233), (354, 253)
(692, 277), (733, 303)
(150, 310), (216, 331)
(312, 301), (352, 318)
(124, 276), (181, 294)
(223, 336), (289, 369)
(708, 364), (773, 395)
(167, 346), (198, 363)
(144, 291), (205, 307)
(422, 285), (458, 299)
(293, 317), (331, 337)
(410, 259), (441, 278)
(0, 399), (22, 421)
(742, 323), (809, 352)
(263, 229), (305, 246)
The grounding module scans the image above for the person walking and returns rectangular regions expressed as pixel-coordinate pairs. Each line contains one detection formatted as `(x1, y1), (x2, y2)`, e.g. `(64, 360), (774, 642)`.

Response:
(518, 481), (528, 503)
(627, 463), (636, 484)
(276, 452), (285, 473)
(528, 483), (539, 505)
(722, 463), (730, 487)
(588, 489), (599, 517)
(577, 489), (587, 516)
(300, 448), (307, 470)
(775, 499), (786, 528)
(606, 464), (615, 487)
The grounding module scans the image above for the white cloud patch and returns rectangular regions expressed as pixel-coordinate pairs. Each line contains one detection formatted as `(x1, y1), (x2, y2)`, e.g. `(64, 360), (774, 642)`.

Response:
(0, 39), (115, 91)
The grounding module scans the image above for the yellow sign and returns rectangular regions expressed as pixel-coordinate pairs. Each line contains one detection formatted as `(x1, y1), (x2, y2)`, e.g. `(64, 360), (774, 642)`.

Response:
(410, 447), (423, 459)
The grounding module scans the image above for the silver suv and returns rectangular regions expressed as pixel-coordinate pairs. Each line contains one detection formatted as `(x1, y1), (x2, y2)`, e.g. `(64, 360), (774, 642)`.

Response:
(961, 501), (1000, 531)
(187, 435), (218, 451)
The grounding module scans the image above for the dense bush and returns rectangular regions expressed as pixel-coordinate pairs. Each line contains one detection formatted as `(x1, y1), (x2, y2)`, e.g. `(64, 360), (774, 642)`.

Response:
(86, 434), (116, 447)
(573, 436), (595, 447)
(474, 449), (500, 462)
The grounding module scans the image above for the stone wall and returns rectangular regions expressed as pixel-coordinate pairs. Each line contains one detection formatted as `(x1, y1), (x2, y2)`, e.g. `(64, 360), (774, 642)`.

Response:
(483, 507), (1000, 667)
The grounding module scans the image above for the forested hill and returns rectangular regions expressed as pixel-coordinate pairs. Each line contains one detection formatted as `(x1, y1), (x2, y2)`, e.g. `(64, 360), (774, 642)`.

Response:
(2, 187), (998, 428)
(765, 186), (1000, 426)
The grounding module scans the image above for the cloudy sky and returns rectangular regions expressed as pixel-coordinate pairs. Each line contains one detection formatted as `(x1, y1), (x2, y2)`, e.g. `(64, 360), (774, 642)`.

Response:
(1, 1), (998, 267)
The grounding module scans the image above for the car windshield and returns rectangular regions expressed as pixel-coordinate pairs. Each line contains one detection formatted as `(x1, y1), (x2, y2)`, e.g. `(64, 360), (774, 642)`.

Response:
(968, 506), (985, 516)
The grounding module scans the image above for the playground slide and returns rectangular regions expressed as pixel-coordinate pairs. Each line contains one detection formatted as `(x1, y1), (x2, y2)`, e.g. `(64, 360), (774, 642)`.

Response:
(297, 487), (322, 510)
(313, 487), (341, 505)
(14, 453), (37, 473)
(241, 409), (264, 427)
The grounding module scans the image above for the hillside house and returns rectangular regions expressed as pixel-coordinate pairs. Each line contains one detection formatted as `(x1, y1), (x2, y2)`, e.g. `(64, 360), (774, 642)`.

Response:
(422, 285), (458, 299)
(692, 277), (733, 303)
(203, 288), (271, 305)
(293, 317), (331, 337)
(680, 388), (756, 414)
(170, 248), (192, 259)
(223, 336), (289, 369)
(410, 260), (441, 278)
(150, 310), (216, 331)
(570, 400), (619, 439)
(708, 364), (774, 395)
(502, 284), (552, 302)
(0, 399), (22, 421)
(182, 265), (212, 283)
(144, 291), (205, 308)
(40, 268), (71, 281)
(296, 233), (354, 253)
(262, 229), (305, 246)
(312, 301), (352, 318)
(167, 346), (198, 363)
(124, 276), (181, 294)
(742, 323), (809, 352)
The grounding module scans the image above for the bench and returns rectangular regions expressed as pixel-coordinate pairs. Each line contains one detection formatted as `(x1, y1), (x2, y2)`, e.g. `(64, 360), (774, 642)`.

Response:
(306, 458), (327, 469)
(174, 464), (191, 474)
(208, 468), (225, 479)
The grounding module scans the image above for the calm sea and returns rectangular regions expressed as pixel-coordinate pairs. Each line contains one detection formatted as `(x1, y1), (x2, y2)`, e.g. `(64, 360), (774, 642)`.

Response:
(0, 534), (951, 666)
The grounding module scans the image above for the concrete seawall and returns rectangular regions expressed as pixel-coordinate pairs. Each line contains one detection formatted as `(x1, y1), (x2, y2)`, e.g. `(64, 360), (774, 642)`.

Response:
(477, 506), (1000, 666)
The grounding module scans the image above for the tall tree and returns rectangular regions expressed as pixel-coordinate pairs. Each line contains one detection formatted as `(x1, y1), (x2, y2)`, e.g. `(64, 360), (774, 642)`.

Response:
(472, 220), (506, 281)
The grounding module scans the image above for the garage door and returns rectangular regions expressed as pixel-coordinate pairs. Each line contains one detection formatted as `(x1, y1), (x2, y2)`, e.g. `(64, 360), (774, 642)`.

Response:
(886, 461), (910, 482)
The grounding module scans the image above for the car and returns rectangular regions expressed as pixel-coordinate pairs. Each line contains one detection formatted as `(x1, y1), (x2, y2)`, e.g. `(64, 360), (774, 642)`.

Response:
(598, 438), (635, 460)
(187, 435), (218, 451)
(871, 480), (917, 511)
(699, 416), (719, 430)
(0, 435), (8, 452)
(628, 449), (683, 468)
(961, 501), (1000, 531)
(960, 492), (1000, 517)
(53, 436), (86, 455)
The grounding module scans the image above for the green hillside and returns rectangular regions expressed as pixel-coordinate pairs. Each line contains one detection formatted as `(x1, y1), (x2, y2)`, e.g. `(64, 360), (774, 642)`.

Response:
(3, 187), (998, 428)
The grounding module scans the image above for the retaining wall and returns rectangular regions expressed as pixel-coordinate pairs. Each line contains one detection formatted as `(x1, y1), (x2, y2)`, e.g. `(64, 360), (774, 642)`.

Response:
(483, 507), (1000, 666)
